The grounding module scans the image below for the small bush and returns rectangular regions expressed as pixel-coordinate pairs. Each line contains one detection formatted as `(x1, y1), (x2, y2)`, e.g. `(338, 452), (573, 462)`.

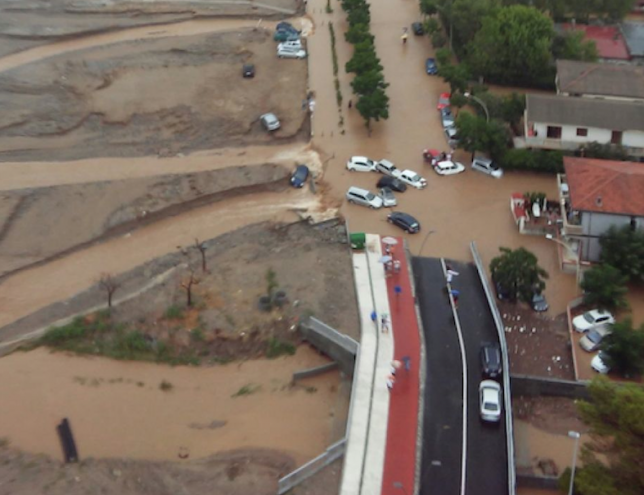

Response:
(159, 380), (173, 392)
(499, 149), (564, 174)
(431, 31), (447, 48)
(164, 305), (184, 320)
(325, 0), (333, 13)
(191, 328), (205, 342)
(266, 338), (296, 359)
(232, 383), (261, 398)
(40, 317), (90, 346)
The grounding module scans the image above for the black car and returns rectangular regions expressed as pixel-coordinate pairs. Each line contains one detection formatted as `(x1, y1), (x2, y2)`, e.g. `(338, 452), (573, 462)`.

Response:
(531, 292), (549, 312)
(242, 63), (255, 78)
(276, 21), (300, 34)
(377, 175), (407, 192)
(493, 276), (512, 301)
(425, 57), (438, 75)
(290, 164), (309, 188)
(480, 342), (502, 378)
(412, 22), (424, 36)
(387, 212), (420, 233)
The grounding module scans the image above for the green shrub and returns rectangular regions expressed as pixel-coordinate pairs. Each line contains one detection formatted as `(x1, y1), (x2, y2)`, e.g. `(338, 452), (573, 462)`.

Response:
(191, 328), (205, 342)
(431, 31), (447, 48)
(159, 380), (173, 391)
(164, 305), (184, 320)
(40, 317), (90, 346)
(231, 383), (261, 397)
(266, 337), (296, 358)
(499, 149), (564, 174)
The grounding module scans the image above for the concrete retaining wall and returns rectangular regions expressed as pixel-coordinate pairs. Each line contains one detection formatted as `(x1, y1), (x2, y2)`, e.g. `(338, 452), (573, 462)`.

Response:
(516, 474), (559, 490)
(511, 375), (591, 400)
(278, 439), (347, 494)
(300, 317), (358, 377)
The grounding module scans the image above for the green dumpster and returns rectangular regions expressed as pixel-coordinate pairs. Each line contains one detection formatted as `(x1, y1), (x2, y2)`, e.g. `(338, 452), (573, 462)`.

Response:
(350, 232), (366, 250)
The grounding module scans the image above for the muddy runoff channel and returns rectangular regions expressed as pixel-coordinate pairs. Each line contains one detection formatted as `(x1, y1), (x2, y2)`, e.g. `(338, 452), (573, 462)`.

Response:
(0, 346), (343, 463)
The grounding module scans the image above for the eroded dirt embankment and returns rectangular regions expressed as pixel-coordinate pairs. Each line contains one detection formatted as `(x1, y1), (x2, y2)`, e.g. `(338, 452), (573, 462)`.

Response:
(0, 163), (290, 277)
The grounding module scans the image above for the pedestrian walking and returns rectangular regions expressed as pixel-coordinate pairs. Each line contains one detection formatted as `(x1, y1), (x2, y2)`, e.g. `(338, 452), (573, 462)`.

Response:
(381, 314), (390, 333)
(393, 259), (401, 273)
(391, 360), (402, 374)
(371, 310), (378, 327)
(401, 355), (411, 372)
(348, 99), (353, 109)
(401, 33), (408, 44)
(446, 271), (453, 284)
(386, 375), (396, 390)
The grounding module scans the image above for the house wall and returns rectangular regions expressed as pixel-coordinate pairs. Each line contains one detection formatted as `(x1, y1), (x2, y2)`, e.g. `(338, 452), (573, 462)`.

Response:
(574, 212), (644, 261)
(557, 92), (644, 103)
(529, 122), (644, 155)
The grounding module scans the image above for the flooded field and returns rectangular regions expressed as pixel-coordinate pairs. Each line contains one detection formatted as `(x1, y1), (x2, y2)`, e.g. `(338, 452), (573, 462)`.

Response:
(0, 346), (344, 463)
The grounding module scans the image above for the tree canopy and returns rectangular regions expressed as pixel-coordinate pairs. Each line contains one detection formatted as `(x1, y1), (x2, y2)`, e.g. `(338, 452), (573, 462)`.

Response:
(489, 247), (548, 303)
(601, 318), (644, 377)
(580, 264), (629, 311)
(600, 225), (644, 283)
(574, 376), (644, 495)
(455, 112), (509, 160)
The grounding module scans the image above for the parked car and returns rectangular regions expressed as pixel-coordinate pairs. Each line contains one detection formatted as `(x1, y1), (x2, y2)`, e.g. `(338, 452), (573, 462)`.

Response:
(375, 159), (401, 177)
(411, 22), (424, 35)
(493, 277), (512, 301)
(290, 164), (309, 188)
(379, 187), (397, 207)
(580, 327), (612, 352)
(572, 309), (615, 333)
(433, 160), (465, 176)
(274, 30), (300, 42)
(425, 57), (438, 75)
(440, 107), (455, 128)
(377, 175), (407, 192)
(260, 113), (280, 131)
(242, 63), (255, 78)
(278, 40), (303, 51)
(437, 92), (451, 110)
(531, 292), (549, 312)
(346, 186), (383, 209)
(346, 156), (376, 172)
(387, 212), (420, 233)
(480, 342), (502, 378)
(479, 380), (502, 423)
(398, 169), (427, 189)
(591, 351), (611, 374)
(444, 126), (459, 147)
(276, 22), (300, 34)
(277, 47), (307, 59)
(471, 157), (503, 179)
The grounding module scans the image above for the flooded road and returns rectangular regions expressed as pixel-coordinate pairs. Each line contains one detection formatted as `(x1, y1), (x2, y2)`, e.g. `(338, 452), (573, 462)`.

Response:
(0, 346), (343, 463)
(307, 0), (577, 314)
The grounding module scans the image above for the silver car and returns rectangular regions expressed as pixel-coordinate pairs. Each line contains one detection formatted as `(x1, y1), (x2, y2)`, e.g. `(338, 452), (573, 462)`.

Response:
(260, 113), (280, 131)
(379, 187), (397, 207)
(440, 107), (455, 128)
(277, 48), (307, 59)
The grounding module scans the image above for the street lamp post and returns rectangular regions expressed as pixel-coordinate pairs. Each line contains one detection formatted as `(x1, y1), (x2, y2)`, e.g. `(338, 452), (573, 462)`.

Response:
(545, 233), (581, 286)
(417, 229), (436, 257)
(464, 92), (490, 122)
(568, 430), (581, 495)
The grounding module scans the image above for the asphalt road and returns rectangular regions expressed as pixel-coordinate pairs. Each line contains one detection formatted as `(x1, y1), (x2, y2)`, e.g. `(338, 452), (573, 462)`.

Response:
(412, 257), (463, 495)
(448, 260), (508, 495)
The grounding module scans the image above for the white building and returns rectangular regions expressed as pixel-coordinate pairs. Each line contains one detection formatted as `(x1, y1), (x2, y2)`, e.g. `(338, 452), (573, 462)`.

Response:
(558, 157), (644, 262)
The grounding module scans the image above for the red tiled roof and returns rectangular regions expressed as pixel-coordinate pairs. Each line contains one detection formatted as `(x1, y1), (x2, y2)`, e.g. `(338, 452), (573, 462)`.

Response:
(564, 157), (644, 216)
(562, 24), (631, 60)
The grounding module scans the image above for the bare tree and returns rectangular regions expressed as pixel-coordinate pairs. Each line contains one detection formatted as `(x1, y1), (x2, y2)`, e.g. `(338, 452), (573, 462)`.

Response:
(181, 267), (200, 307)
(194, 238), (208, 272)
(98, 273), (121, 309)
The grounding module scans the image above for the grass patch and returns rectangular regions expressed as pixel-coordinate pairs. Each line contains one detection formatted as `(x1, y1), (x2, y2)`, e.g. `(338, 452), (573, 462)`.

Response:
(231, 383), (261, 398)
(159, 380), (173, 392)
(164, 304), (184, 320)
(266, 337), (296, 359)
(191, 328), (205, 342)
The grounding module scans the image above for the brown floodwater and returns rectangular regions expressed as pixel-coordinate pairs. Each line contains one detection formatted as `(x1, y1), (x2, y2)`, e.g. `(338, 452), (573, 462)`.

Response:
(0, 346), (343, 463)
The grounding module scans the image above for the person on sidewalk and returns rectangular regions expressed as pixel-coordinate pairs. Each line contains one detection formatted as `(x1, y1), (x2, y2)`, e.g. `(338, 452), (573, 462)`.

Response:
(381, 314), (390, 333)
(386, 375), (396, 390)
(393, 259), (401, 273)
(391, 360), (402, 376)
(401, 356), (411, 372)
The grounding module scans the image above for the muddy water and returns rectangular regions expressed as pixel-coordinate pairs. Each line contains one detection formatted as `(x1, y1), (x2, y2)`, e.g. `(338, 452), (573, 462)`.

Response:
(307, 0), (576, 314)
(0, 346), (343, 463)
(0, 190), (315, 329)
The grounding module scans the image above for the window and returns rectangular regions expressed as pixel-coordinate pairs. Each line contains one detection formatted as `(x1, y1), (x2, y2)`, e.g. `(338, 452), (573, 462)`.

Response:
(576, 128), (588, 137)
(611, 131), (622, 144)
(547, 126), (562, 139)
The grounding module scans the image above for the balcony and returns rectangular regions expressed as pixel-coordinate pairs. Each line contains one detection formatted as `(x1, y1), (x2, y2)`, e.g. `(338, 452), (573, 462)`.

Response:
(557, 174), (583, 236)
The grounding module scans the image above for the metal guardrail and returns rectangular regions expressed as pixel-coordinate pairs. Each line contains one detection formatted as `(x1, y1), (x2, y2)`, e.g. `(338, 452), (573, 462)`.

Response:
(470, 242), (516, 495)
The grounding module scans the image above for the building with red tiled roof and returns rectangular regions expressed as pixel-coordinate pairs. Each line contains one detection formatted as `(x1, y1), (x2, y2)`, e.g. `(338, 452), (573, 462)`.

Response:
(560, 24), (631, 61)
(559, 157), (644, 261)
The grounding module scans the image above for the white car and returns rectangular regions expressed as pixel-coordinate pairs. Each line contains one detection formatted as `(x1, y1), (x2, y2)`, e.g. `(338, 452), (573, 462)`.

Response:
(398, 169), (427, 189)
(479, 380), (502, 423)
(260, 113), (280, 131)
(277, 48), (307, 59)
(433, 160), (465, 176)
(591, 351), (610, 374)
(375, 159), (401, 178)
(572, 309), (615, 333)
(346, 186), (383, 209)
(580, 327), (612, 352)
(346, 156), (376, 172)
(379, 187), (397, 207)
(277, 40), (303, 51)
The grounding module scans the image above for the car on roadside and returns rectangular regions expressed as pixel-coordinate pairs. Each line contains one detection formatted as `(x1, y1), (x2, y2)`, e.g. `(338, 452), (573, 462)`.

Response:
(290, 164), (309, 188)
(346, 156), (376, 172)
(444, 126), (459, 147)
(437, 92), (451, 110)
(591, 351), (611, 374)
(375, 159), (401, 177)
(276, 22), (300, 34)
(425, 57), (438, 75)
(377, 175), (407, 192)
(387, 212), (420, 233)
(479, 380), (502, 423)
(440, 107), (455, 128)
(277, 47), (307, 59)
(471, 157), (503, 179)
(242, 63), (255, 78)
(412, 22), (424, 35)
(398, 169), (427, 189)
(433, 159), (465, 176)
(274, 30), (300, 42)
(346, 186), (383, 209)
(580, 327), (612, 352)
(531, 292), (549, 312)
(260, 112), (280, 131)
(480, 342), (502, 379)
(379, 187), (397, 207)
(572, 309), (615, 333)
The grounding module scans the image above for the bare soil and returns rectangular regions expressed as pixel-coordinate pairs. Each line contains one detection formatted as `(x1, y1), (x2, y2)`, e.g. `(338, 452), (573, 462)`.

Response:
(500, 301), (575, 380)
(513, 396), (587, 437)
(0, 27), (308, 162)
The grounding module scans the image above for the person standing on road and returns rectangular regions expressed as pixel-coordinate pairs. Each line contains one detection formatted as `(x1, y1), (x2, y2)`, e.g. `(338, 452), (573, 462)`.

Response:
(348, 99), (353, 109)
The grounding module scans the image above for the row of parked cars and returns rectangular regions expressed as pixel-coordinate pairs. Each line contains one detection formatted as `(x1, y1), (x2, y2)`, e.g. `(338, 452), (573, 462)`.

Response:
(572, 309), (616, 374)
(274, 22), (307, 59)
